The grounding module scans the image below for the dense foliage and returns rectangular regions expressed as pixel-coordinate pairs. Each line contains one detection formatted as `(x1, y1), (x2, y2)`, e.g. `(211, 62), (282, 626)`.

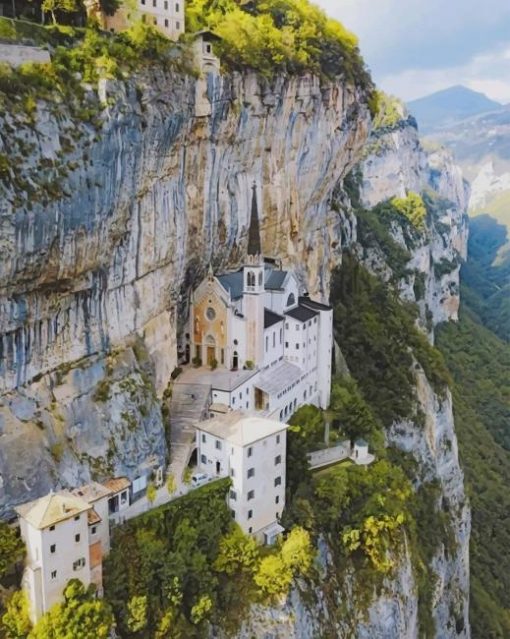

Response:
(103, 479), (313, 637)
(331, 254), (450, 427)
(185, 0), (372, 87)
(437, 310), (510, 638)
(460, 214), (510, 341)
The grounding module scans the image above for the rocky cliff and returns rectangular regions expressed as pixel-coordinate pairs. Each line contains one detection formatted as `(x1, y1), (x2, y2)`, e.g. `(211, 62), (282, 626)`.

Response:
(1, 65), (471, 637)
(0, 69), (370, 516)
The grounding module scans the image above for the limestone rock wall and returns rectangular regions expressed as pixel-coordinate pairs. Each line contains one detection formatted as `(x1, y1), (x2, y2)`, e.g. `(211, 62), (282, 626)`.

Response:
(0, 69), (369, 514)
(359, 118), (469, 333)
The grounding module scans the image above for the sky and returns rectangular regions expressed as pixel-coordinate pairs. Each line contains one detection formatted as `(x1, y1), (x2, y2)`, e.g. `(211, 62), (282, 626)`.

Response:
(315, 0), (510, 103)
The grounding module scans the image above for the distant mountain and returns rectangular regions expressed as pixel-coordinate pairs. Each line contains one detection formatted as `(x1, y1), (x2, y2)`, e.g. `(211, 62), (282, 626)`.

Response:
(408, 85), (503, 134)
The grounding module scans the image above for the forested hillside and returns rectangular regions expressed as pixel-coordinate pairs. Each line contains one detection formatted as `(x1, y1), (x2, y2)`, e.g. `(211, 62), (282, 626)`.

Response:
(437, 225), (510, 637)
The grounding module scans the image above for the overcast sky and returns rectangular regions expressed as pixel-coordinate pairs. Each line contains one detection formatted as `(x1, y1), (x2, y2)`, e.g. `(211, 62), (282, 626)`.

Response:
(315, 0), (510, 103)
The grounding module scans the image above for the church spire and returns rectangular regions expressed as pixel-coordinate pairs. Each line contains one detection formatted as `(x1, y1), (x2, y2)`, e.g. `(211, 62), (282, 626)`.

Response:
(247, 182), (262, 257)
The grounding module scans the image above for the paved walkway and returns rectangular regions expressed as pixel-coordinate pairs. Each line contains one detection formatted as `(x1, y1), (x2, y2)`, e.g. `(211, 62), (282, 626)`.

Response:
(167, 379), (211, 484)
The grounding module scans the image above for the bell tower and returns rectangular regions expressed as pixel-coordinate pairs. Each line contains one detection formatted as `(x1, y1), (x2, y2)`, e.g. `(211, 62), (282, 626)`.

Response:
(243, 182), (265, 367)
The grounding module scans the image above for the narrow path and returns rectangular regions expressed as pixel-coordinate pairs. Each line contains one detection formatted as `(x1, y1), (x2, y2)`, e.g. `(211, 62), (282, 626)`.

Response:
(167, 381), (211, 484)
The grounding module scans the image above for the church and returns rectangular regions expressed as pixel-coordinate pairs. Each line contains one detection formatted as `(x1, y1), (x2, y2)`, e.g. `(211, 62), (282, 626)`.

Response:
(186, 185), (333, 423)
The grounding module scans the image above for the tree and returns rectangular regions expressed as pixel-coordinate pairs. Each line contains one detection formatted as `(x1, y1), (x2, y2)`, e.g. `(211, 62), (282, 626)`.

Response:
(391, 192), (427, 230)
(254, 554), (292, 599)
(214, 526), (258, 576)
(127, 595), (148, 633)
(0, 522), (25, 581)
(41, 0), (78, 24)
(280, 527), (314, 576)
(1, 591), (31, 639)
(146, 482), (157, 505)
(166, 474), (176, 496)
(30, 580), (114, 639)
(190, 594), (212, 625)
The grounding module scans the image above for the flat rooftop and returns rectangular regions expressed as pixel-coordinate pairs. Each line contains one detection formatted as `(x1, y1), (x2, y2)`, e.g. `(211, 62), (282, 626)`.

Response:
(176, 366), (258, 392)
(196, 410), (287, 446)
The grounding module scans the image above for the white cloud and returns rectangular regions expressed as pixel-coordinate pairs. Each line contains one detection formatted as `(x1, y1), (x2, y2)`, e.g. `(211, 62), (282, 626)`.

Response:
(315, 0), (510, 103)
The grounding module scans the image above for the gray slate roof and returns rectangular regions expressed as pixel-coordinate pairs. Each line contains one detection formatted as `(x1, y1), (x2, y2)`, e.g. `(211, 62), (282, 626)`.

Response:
(216, 267), (288, 300)
(264, 309), (284, 329)
(299, 296), (332, 311)
(285, 305), (318, 323)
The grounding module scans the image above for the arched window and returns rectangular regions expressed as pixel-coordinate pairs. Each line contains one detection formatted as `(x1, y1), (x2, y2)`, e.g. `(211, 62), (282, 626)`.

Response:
(206, 335), (215, 345)
(247, 271), (255, 287)
(258, 271), (263, 286)
(280, 410), (284, 421)
(194, 316), (200, 333)
(286, 293), (296, 307)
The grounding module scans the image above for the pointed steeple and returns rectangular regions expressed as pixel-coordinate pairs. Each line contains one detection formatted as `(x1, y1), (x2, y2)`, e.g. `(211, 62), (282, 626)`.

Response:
(247, 182), (262, 257)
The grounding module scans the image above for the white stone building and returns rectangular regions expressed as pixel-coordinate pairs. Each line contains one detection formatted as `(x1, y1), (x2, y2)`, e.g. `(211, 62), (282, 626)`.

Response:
(186, 184), (333, 423)
(195, 411), (287, 543)
(102, 0), (185, 41)
(15, 490), (111, 623)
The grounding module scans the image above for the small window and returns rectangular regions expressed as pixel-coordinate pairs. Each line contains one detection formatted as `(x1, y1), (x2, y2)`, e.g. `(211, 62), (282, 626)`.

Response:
(200, 454), (207, 464)
(247, 468), (255, 478)
(176, 20), (180, 29)
(152, 0), (156, 6)
(153, 16), (157, 24)
(275, 495), (280, 504)
(276, 434), (280, 444)
(164, 0), (168, 7)
(120, 491), (128, 504)
(73, 558), (86, 571)
(247, 446), (253, 458)
(285, 323), (289, 330)
(74, 515), (80, 521)
(274, 476), (282, 487)
(230, 468), (235, 477)
(51, 570), (57, 579)
(230, 490), (237, 501)
(285, 342), (289, 348)
(248, 510), (253, 520)
(164, 18), (169, 27)
(248, 526), (252, 533)
(206, 44), (211, 53)
(248, 490), (255, 501)
(175, 1), (180, 10)
(230, 509), (236, 519)
(275, 455), (281, 465)
(215, 440), (222, 450)
(296, 343), (300, 350)
(50, 544), (56, 554)
(296, 324), (300, 331)
(91, 526), (97, 535)
(49, 525), (55, 531)
(202, 433), (206, 443)
(232, 397), (236, 405)
(75, 534), (80, 543)
(141, 0), (145, 4)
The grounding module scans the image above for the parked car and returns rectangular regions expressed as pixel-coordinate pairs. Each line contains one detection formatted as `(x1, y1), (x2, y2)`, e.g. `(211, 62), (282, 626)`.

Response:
(191, 473), (209, 488)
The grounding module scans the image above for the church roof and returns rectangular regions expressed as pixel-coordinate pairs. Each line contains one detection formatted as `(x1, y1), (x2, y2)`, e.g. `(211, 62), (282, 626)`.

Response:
(265, 270), (288, 291)
(299, 296), (332, 311)
(256, 361), (303, 395)
(217, 271), (244, 300)
(264, 308), (284, 328)
(15, 492), (91, 530)
(285, 304), (319, 323)
(248, 183), (262, 256)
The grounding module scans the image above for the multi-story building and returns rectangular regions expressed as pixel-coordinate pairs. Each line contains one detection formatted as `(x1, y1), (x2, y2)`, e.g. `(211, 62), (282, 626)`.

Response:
(15, 490), (110, 623)
(186, 184), (333, 423)
(102, 0), (185, 41)
(195, 411), (287, 543)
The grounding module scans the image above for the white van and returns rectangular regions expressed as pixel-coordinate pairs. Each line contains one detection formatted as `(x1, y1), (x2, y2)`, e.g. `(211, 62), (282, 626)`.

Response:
(191, 473), (209, 488)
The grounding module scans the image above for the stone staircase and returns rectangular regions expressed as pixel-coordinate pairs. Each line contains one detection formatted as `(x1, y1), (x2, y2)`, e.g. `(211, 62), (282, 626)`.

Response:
(168, 382), (211, 484)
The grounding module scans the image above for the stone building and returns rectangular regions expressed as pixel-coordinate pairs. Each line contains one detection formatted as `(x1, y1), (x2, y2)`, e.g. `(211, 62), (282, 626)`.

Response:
(15, 490), (111, 623)
(187, 184), (333, 422)
(195, 411), (287, 543)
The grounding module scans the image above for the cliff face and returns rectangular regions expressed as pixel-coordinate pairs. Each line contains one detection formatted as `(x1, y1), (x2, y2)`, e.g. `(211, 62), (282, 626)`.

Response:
(0, 70), (369, 516)
(1, 67), (471, 637)
(360, 117), (469, 333)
